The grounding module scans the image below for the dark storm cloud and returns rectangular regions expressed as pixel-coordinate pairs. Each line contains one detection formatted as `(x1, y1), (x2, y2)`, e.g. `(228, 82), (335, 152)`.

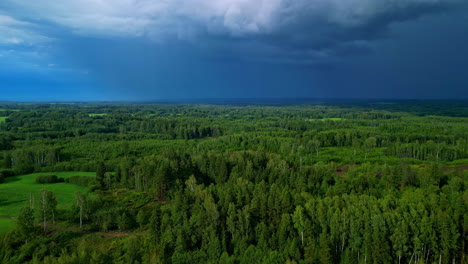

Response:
(1, 0), (467, 100)
(2, 0), (463, 57)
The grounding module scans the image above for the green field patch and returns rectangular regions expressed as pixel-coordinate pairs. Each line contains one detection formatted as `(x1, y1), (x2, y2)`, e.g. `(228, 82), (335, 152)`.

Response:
(322, 117), (343, 121)
(0, 172), (94, 233)
(0, 218), (15, 233)
(0, 116), (8, 123)
(89, 113), (107, 117)
(306, 117), (343, 121)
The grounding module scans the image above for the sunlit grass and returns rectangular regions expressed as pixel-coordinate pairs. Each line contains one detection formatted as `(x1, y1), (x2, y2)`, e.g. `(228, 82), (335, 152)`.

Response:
(0, 218), (15, 233)
(0, 172), (94, 233)
(305, 117), (343, 121)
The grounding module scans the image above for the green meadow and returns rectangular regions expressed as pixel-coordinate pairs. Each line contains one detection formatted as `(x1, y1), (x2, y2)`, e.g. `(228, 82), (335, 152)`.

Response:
(0, 117), (8, 123)
(321, 117), (343, 121)
(0, 172), (94, 233)
(88, 113), (107, 117)
(306, 117), (343, 121)
(0, 218), (15, 234)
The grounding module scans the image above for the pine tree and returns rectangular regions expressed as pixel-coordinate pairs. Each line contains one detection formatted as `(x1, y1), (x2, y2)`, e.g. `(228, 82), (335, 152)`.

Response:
(96, 161), (106, 188)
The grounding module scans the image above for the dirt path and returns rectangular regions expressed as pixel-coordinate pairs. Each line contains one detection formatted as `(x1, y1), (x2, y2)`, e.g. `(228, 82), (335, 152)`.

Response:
(0, 216), (17, 221)
(96, 232), (143, 238)
(50, 223), (143, 238)
(1, 215), (142, 238)
(444, 164), (468, 172)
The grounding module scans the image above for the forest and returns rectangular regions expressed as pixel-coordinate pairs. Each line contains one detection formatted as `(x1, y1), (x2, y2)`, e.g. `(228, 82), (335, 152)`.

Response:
(0, 101), (466, 264)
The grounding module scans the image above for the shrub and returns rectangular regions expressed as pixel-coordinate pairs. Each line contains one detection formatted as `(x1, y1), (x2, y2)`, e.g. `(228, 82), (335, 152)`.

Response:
(35, 175), (60, 184)
(0, 169), (15, 178)
(65, 176), (92, 187)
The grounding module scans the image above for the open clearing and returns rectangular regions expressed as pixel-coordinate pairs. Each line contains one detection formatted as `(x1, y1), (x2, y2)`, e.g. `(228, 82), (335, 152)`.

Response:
(0, 117), (8, 122)
(306, 117), (343, 121)
(0, 172), (94, 233)
(0, 217), (15, 233)
(88, 113), (107, 117)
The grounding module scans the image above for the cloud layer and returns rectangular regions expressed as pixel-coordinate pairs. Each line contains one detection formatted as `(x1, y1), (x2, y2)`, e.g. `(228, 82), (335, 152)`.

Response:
(4, 0), (461, 44)
(1, 0), (467, 101)
(0, 15), (51, 45)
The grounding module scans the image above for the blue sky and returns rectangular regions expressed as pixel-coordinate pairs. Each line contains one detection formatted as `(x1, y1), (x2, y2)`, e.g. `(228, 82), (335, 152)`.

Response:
(1, 0), (467, 101)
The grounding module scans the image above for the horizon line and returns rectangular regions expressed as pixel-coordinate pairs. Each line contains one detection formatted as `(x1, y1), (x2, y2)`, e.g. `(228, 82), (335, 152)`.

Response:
(1, 97), (468, 104)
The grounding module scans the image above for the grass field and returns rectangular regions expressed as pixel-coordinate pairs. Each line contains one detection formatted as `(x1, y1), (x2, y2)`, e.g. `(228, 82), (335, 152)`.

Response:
(0, 117), (8, 122)
(306, 117), (343, 121)
(321, 117), (343, 121)
(0, 218), (15, 233)
(0, 172), (94, 233)
(89, 113), (107, 117)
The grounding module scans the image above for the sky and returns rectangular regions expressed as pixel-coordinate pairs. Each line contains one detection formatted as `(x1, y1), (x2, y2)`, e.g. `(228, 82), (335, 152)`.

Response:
(0, 0), (467, 101)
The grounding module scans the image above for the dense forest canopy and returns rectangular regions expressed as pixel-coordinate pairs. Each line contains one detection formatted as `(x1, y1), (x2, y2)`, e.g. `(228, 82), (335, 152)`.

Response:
(0, 101), (466, 264)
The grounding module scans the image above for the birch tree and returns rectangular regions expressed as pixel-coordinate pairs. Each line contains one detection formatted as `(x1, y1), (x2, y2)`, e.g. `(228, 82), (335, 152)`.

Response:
(74, 191), (88, 229)
(292, 205), (305, 246)
(38, 189), (57, 233)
